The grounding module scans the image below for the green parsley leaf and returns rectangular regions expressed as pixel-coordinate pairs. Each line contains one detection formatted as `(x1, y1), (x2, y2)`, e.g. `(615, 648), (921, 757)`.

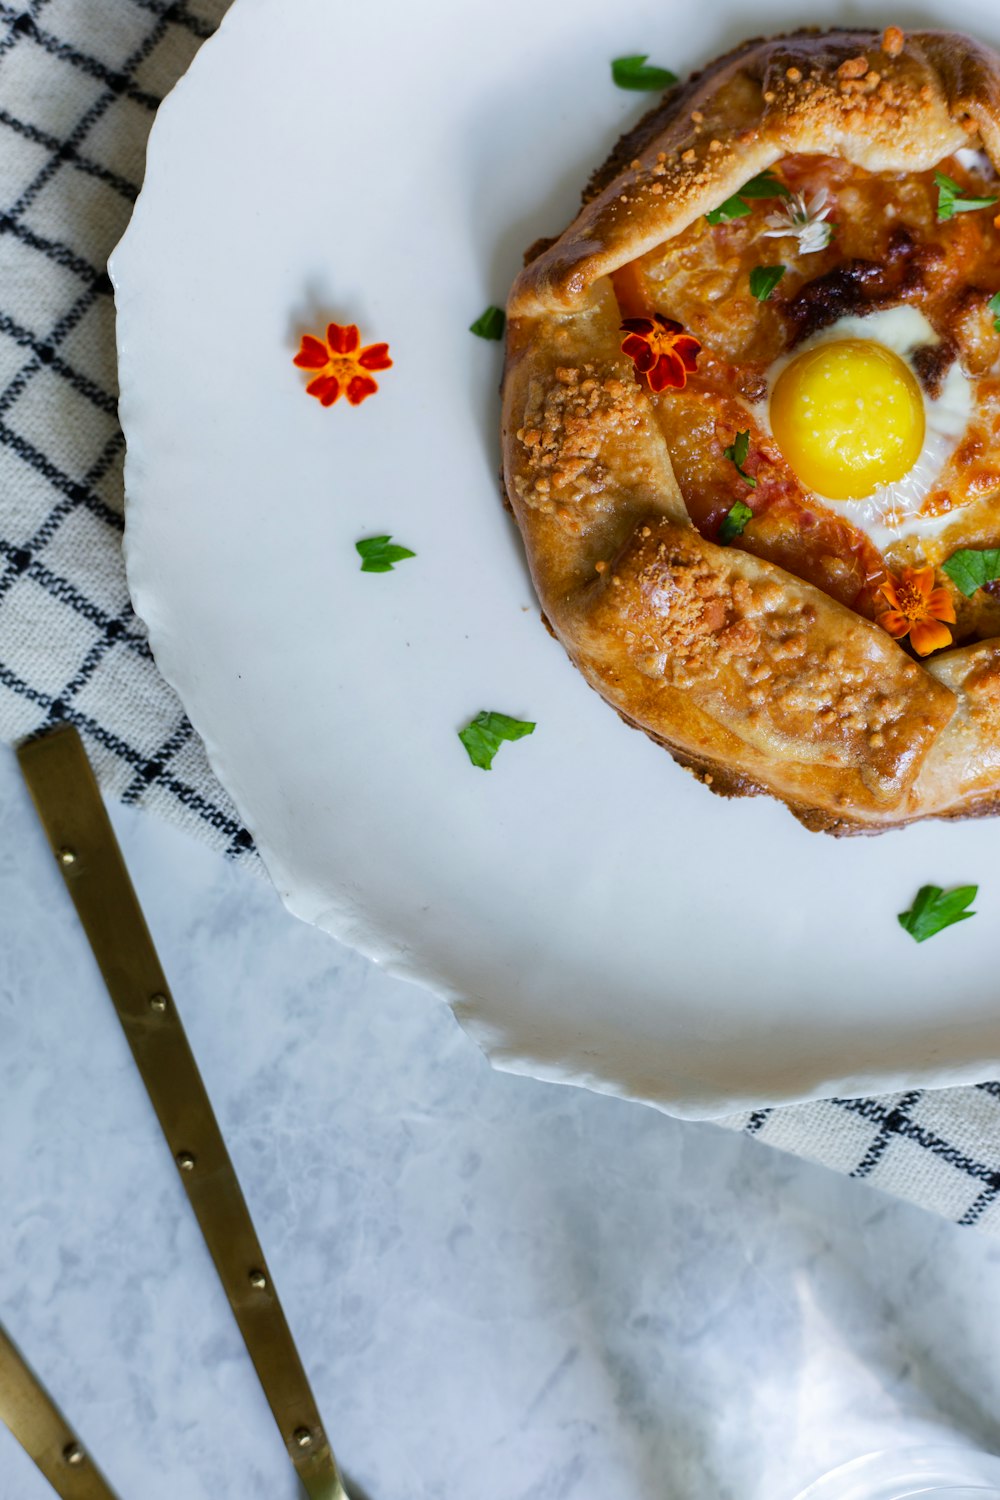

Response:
(749, 264), (786, 302)
(988, 290), (1000, 333)
(942, 547), (1000, 597)
(722, 430), (757, 489)
(705, 171), (790, 225)
(735, 171), (792, 200)
(355, 535), (416, 573)
(704, 194), (753, 226)
(611, 54), (678, 91)
(470, 305), (505, 340)
(935, 171), (998, 223)
(459, 711), (535, 771)
(718, 500), (754, 544)
(898, 883), (978, 943)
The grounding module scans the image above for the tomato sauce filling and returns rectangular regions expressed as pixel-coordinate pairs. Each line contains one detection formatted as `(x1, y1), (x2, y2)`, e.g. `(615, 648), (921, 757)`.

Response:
(611, 152), (1000, 622)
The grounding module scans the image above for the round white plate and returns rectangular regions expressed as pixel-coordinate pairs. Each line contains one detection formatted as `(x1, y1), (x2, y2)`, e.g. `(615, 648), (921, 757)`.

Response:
(112, 0), (1000, 1118)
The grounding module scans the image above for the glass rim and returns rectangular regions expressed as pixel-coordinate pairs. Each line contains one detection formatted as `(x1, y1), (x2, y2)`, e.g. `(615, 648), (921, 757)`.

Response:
(792, 1446), (1000, 1500)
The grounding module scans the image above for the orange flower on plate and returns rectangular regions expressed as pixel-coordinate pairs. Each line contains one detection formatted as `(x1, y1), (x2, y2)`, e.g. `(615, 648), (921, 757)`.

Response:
(620, 314), (701, 392)
(293, 322), (392, 406)
(876, 565), (956, 656)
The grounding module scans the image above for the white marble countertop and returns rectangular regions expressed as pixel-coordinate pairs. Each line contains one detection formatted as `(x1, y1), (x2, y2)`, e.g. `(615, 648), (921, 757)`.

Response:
(2, 746), (1000, 1500)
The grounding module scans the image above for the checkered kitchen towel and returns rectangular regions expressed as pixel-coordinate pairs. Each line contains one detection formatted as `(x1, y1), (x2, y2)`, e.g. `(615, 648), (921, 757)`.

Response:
(0, 0), (255, 861)
(5, 0), (1000, 1232)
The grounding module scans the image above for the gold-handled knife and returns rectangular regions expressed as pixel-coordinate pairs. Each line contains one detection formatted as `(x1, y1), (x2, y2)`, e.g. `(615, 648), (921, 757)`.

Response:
(0, 1323), (120, 1499)
(18, 726), (348, 1500)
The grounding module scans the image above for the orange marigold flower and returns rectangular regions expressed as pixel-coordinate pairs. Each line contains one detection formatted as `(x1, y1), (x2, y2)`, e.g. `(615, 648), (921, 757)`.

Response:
(876, 565), (956, 656)
(293, 321), (392, 407)
(620, 314), (701, 392)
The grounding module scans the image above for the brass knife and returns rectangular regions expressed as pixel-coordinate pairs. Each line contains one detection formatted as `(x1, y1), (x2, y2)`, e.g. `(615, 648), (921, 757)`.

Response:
(18, 726), (348, 1500)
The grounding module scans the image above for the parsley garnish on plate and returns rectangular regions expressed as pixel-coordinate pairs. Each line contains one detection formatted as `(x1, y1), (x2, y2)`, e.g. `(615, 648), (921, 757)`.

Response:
(988, 290), (1000, 332)
(723, 430), (757, 488)
(459, 711), (535, 771)
(706, 171), (790, 226)
(611, 54), (677, 91)
(470, 306), (506, 340)
(355, 535), (416, 573)
(935, 171), (998, 222)
(718, 500), (753, 544)
(749, 264), (786, 302)
(942, 547), (1000, 596)
(898, 884), (978, 943)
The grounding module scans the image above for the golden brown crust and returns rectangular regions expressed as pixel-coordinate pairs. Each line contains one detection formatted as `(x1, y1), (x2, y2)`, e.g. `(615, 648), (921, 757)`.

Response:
(573, 518), (955, 812)
(849, 638), (1000, 829)
(509, 29), (999, 317)
(500, 26), (1000, 834)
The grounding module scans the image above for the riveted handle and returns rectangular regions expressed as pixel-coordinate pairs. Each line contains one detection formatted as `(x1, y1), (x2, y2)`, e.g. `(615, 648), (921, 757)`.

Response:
(0, 1324), (120, 1499)
(18, 726), (348, 1500)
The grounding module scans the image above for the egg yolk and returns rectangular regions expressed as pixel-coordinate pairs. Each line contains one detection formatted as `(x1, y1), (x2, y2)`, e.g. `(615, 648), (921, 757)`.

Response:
(769, 339), (926, 500)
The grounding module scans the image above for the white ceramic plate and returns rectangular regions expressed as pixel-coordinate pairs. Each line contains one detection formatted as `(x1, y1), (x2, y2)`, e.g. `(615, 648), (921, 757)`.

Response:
(113, 0), (1000, 1118)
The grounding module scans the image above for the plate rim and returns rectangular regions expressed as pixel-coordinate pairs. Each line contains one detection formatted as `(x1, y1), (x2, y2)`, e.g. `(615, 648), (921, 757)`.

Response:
(110, 0), (1000, 1121)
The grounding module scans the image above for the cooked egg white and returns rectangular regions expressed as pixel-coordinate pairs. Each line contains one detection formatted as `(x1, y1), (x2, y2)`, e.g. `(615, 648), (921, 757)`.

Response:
(762, 306), (973, 553)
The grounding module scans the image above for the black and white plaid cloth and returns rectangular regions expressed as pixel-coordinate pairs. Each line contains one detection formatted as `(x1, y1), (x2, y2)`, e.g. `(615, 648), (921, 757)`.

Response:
(0, 0), (255, 863)
(4, 0), (1000, 1232)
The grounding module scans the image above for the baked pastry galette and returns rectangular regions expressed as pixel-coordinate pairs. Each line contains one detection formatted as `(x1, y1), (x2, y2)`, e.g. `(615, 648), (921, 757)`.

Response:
(501, 27), (1000, 833)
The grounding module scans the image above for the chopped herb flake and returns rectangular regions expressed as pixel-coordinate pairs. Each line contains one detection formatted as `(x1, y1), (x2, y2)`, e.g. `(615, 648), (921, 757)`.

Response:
(705, 194), (752, 226)
(459, 711), (535, 770)
(935, 171), (998, 222)
(736, 171), (792, 200)
(749, 264), (786, 302)
(942, 547), (1000, 597)
(898, 883), (978, 943)
(470, 306), (506, 340)
(989, 290), (1000, 333)
(355, 535), (416, 573)
(611, 54), (678, 91)
(722, 430), (757, 488)
(719, 500), (754, 544)
(706, 171), (791, 225)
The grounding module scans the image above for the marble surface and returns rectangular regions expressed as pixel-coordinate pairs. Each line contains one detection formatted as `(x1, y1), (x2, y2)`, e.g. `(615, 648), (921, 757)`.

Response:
(2, 748), (1000, 1500)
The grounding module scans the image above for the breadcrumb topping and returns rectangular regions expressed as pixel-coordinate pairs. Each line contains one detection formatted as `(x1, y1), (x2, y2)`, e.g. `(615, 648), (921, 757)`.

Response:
(514, 362), (644, 526)
(592, 523), (931, 780)
(882, 25), (905, 58)
(837, 55), (870, 81)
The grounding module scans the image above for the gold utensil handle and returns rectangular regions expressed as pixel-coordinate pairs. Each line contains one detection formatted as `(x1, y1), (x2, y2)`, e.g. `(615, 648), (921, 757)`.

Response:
(18, 727), (347, 1500)
(0, 1324), (120, 1499)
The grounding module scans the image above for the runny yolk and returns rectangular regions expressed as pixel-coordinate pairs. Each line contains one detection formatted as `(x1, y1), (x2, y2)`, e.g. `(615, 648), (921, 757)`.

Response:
(769, 339), (926, 500)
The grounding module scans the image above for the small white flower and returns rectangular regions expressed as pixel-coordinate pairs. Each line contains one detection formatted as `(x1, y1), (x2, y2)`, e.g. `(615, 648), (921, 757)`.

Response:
(761, 188), (835, 254)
